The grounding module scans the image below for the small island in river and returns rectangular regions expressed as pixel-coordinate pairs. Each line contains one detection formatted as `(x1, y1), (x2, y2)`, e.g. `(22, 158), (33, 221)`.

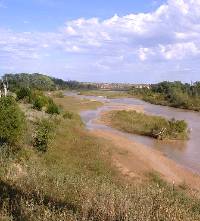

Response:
(103, 110), (189, 140)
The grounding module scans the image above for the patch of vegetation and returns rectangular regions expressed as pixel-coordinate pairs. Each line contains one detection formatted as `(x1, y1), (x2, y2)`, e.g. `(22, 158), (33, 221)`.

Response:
(16, 87), (31, 101)
(129, 81), (200, 111)
(32, 95), (48, 111)
(107, 110), (188, 140)
(16, 87), (61, 115)
(46, 101), (60, 115)
(78, 89), (130, 98)
(63, 111), (75, 119)
(0, 96), (25, 145)
(33, 118), (55, 152)
(52, 95), (103, 112)
(53, 91), (64, 98)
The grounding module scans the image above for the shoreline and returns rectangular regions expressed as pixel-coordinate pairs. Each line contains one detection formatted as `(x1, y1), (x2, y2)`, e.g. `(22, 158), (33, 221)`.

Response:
(89, 103), (200, 191)
(91, 128), (200, 190)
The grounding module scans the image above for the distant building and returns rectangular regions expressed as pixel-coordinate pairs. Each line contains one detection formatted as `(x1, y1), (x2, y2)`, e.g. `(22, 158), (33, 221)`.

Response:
(81, 82), (151, 90)
(132, 84), (150, 89)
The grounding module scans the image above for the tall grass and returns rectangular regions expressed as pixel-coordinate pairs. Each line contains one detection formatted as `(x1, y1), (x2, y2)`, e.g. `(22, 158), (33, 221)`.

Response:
(107, 110), (189, 140)
(0, 96), (199, 220)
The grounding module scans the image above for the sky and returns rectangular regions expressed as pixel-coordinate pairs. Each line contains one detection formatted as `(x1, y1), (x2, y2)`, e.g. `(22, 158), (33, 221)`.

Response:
(0, 0), (200, 83)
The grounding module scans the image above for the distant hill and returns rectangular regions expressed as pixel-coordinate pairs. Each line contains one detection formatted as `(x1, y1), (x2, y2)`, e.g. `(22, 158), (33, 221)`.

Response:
(4, 73), (56, 91)
(3, 73), (97, 91)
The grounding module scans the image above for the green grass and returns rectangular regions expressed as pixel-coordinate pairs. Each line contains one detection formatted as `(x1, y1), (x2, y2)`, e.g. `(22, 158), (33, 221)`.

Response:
(106, 110), (189, 140)
(0, 96), (200, 220)
(53, 95), (103, 112)
(78, 89), (130, 99)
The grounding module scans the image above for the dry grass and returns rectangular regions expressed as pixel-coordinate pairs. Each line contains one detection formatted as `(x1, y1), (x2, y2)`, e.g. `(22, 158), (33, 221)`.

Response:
(0, 96), (200, 220)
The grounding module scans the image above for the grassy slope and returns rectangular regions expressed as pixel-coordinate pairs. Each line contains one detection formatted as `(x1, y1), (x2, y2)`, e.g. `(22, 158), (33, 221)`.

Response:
(0, 95), (200, 220)
(104, 110), (189, 140)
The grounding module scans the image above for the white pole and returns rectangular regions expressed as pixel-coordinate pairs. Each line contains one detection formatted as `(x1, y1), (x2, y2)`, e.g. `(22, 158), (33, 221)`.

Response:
(3, 81), (7, 96)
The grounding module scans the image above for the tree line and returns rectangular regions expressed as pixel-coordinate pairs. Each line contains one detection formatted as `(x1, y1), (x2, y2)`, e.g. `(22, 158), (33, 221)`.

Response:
(2, 73), (97, 91)
(129, 81), (200, 111)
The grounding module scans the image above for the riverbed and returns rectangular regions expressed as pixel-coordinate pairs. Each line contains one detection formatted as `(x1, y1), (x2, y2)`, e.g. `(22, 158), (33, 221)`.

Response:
(66, 92), (200, 175)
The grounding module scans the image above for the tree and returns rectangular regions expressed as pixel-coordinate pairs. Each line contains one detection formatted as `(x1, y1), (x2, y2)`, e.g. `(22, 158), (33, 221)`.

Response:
(0, 96), (25, 145)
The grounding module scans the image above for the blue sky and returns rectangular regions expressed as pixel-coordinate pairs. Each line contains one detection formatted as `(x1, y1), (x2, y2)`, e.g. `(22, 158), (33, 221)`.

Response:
(0, 0), (164, 30)
(0, 0), (200, 83)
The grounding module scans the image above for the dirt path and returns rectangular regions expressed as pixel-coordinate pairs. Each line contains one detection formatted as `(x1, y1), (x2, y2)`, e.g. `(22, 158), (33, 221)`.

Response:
(91, 127), (200, 191)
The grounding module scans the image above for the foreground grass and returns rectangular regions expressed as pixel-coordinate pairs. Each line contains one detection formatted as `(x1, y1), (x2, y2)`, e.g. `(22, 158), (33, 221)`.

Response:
(105, 110), (189, 140)
(0, 96), (200, 220)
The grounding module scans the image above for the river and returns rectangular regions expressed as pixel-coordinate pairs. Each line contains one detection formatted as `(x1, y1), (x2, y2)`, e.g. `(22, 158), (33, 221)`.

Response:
(67, 92), (200, 175)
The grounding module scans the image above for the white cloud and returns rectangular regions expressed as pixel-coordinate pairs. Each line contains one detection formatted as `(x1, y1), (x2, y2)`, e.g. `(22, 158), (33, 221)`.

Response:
(1, 0), (200, 82)
(58, 0), (200, 61)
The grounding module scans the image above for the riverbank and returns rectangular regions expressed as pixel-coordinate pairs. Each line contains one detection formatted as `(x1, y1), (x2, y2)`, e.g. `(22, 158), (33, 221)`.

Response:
(87, 104), (198, 188)
(40, 95), (200, 219)
(91, 129), (200, 190)
(128, 83), (200, 112)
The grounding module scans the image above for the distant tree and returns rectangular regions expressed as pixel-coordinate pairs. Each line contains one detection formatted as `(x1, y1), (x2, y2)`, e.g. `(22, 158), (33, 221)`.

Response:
(4, 73), (56, 91)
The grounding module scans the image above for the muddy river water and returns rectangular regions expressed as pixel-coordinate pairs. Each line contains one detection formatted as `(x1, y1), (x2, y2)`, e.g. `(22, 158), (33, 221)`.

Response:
(67, 92), (200, 175)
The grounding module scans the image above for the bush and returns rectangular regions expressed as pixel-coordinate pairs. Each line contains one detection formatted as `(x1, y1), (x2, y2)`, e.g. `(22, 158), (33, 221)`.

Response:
(33, 118), (55, 152)
(16, 87), (31, 100)
(0, 96), (25, 145)
(32, 95), (48, 111)
(46, 102), (60, 115)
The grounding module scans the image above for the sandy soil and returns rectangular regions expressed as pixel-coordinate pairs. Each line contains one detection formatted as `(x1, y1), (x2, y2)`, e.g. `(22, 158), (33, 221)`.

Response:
(92, 129), (200, 190)
(90, 105), (200, 191)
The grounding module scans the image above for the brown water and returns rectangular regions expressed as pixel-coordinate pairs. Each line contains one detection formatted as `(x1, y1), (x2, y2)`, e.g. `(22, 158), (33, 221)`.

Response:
(67, 92), (200, 175)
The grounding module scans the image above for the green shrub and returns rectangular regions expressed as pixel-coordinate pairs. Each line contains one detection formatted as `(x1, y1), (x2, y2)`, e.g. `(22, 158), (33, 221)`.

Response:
(46, 102), (60, 115)
(29, 89), (43, 102)
(33, 118), (55, 152)
(32, 95), (48, 111)
(16, 87), (31, 100)
(0, 96), (25, 145)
